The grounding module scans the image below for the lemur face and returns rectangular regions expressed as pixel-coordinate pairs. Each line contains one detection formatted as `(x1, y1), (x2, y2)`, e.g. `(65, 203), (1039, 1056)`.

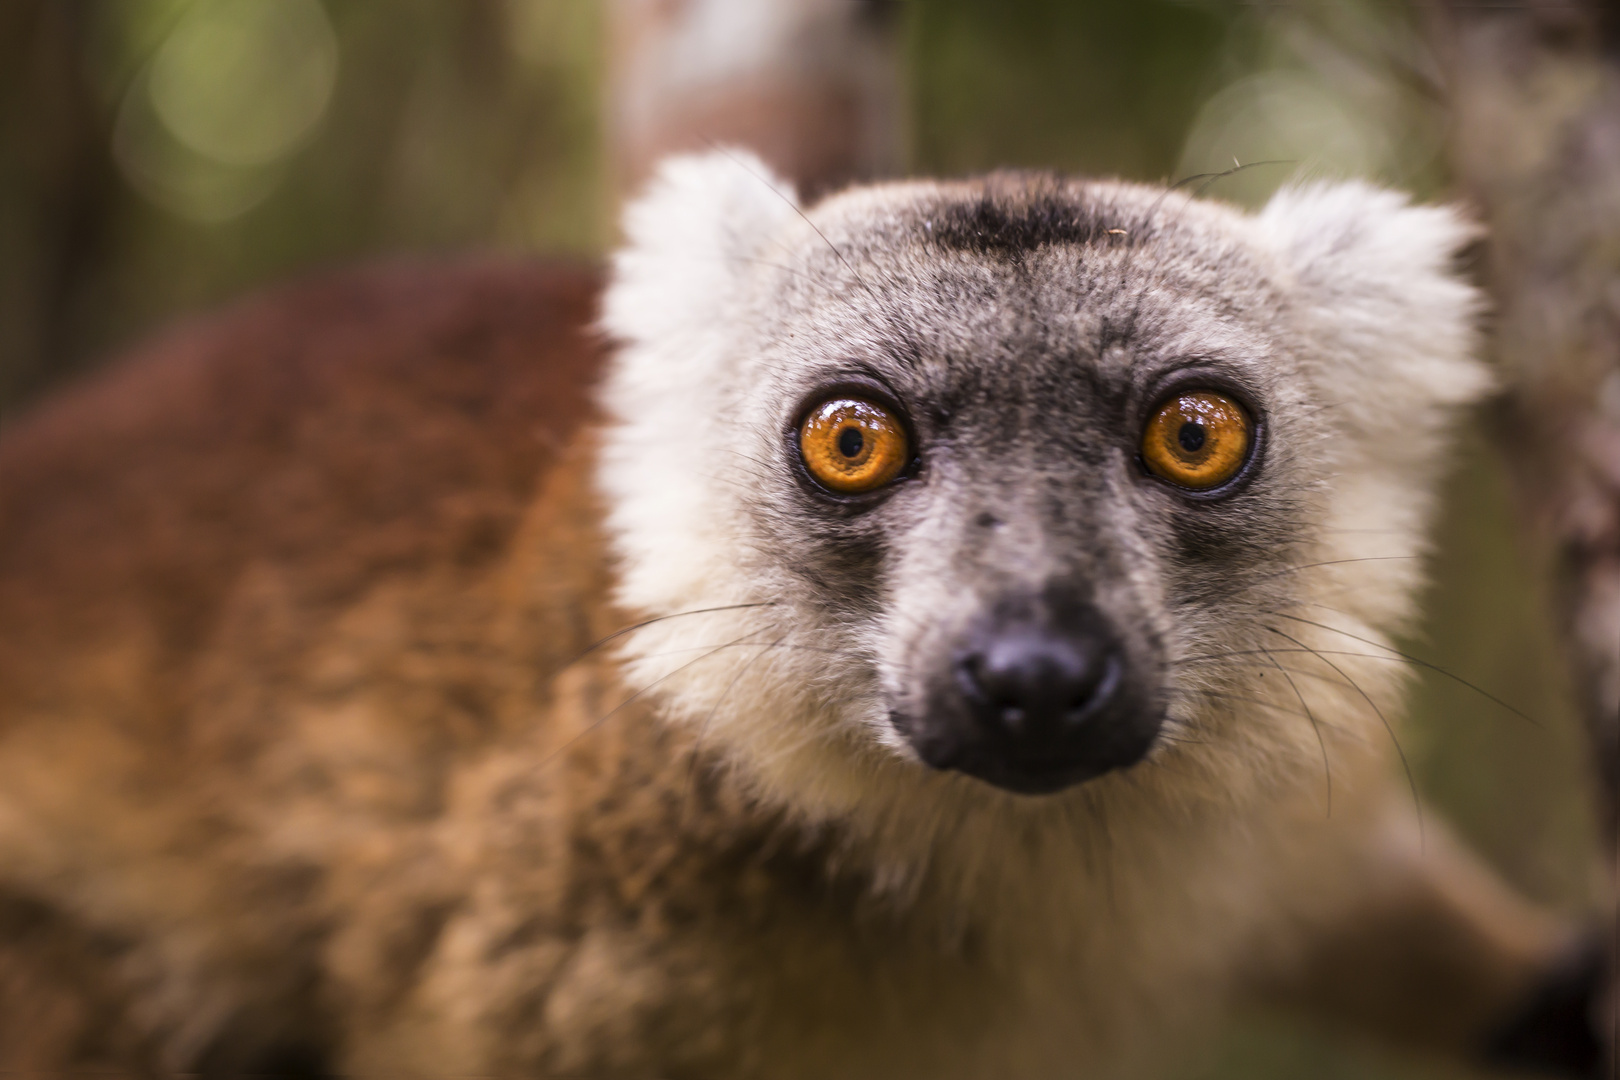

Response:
(601, 153), (1486, 803)
(746, 186), (1310, 793)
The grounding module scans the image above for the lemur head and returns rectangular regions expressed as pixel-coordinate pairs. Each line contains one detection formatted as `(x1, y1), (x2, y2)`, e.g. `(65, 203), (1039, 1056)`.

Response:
(599, 151), (1485, 814)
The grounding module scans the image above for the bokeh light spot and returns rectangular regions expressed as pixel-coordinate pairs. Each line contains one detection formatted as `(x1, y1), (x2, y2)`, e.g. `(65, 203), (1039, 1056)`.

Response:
(148, 0), (338, 168)
(1177, 71), (1394, 207)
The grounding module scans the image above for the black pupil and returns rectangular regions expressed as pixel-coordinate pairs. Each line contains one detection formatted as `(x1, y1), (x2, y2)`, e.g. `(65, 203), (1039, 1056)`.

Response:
(1177, 421), (1206, 453)
(837, 426), (864, 458)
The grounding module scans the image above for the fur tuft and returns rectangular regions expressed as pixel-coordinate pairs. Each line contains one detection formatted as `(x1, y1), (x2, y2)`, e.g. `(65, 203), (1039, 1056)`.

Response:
(1257, 180), (1491, 443)
(598, 150), (802, 619)
(602, 148), (800, 352)
(1258, 181), (1492, 635)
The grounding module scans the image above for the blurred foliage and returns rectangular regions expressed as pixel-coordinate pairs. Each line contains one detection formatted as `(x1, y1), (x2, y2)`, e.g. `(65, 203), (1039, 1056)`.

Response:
(0, 0), (603, 418)
(906, 0), (1232, 181)
(0, 1), (1601, 1078)
(1406, 429), (1598, 910)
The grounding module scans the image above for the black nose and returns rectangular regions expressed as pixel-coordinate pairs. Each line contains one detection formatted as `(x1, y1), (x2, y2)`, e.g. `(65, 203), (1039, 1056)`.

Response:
(954, 623), (1122, 736)
(906, 594), (1157, 794)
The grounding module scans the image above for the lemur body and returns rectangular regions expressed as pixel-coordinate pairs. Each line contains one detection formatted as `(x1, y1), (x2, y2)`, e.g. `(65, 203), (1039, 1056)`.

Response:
(0, 156), (1581, 1076)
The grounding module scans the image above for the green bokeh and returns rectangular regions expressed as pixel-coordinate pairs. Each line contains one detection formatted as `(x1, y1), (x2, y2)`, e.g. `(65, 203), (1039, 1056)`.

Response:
(907, 0), (1234, 182)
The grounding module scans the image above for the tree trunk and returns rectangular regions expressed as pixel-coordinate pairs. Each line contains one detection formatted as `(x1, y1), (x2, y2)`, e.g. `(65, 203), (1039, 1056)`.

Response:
(1426, 0), (1620, 1056)
(0, 0), (119, 418)
(604, 0), (903, 201)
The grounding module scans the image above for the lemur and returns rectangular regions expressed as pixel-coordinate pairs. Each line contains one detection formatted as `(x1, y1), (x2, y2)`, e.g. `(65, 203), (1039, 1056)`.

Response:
(0, 151), (1598, 1077)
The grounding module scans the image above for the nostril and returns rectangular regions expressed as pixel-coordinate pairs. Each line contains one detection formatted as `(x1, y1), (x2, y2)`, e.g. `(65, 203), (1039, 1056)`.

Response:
(955, 654), (1031, 734)
(954, 634), (1121, 734)
(953, 653), (992, 705)
(1081, 654), (1123, 716)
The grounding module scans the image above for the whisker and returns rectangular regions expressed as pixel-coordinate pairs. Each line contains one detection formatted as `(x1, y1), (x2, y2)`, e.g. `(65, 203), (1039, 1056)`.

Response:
(1157, 741), (1214, 754)
(1264, 612), (1540, 728)
(1119, 159), (1300, 332)
(536, 631), (766, 772)
(681, 631), (790, 828)
(1172, 157), (1298, 198)
(1178, 688), (1344, 729)
(1245, 556), (1422, 587)
(1257, 643), (1333, 815)
(665, 250), (854, 297)
(1177, 646), (1461, 671)
(718, 447), (786, 474)
(637, 640), (855, 660)
(565, 603), (780, 668)
(729, 252), (858, 295)
(1172, 651), (1387, 684)
(1267, 627), (1424, 835)
(703, 143), (925, 366)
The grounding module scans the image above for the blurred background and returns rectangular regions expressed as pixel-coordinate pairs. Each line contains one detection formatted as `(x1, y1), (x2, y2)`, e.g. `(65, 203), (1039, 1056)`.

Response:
(0, 1), (1610, 1077)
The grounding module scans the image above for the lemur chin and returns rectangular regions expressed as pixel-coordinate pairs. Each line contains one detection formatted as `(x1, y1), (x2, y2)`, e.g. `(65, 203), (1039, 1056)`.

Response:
(0, 150), (1598, 1078)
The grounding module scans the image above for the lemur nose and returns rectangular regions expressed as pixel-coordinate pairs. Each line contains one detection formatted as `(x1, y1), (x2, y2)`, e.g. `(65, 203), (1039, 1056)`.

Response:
(907, 593), (1156, 794)
(954, 623), (1122, 736)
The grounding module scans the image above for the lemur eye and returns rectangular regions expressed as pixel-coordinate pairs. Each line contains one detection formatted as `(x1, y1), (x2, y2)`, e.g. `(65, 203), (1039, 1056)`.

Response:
(1141, 391), (1252, 491)
(799, 397), (909, 493)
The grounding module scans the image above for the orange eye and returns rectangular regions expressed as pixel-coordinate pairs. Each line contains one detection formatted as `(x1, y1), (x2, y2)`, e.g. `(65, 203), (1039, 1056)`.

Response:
(1141, 391), (1252, 491)
(799, 397), (910, 494)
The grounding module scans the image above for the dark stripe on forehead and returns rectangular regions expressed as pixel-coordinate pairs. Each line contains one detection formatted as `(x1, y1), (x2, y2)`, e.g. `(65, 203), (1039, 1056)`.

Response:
(923, 173), (1117, 256)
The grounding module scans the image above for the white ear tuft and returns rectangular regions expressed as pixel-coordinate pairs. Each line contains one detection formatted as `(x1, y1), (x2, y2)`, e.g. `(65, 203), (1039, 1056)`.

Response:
(601, 149), (800, 351)
(1256, 181), (1491, 449)
(1257, 182), (1492, 637)
(596, 150), (800, 618)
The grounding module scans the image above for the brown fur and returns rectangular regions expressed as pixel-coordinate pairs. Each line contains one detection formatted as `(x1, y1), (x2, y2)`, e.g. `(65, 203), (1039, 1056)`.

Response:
(0, 258), (1582, 1077)
(0, 259), (968, 1077)
(0, 258), (623, 1071)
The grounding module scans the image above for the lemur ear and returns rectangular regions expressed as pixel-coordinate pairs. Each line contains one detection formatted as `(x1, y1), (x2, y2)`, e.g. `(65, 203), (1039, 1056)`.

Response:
(601, 149), (800, 351)
(597, 151), (801, 616)
(1256, 181), (1491, 452)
